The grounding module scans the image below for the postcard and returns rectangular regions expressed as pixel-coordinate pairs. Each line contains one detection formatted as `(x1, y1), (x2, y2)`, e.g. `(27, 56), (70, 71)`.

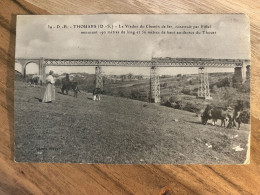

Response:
(15, 14), (250, 164)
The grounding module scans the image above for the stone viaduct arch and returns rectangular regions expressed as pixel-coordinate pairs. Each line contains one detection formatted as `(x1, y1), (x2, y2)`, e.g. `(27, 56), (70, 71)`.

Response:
(15, 58), (46, 83)
(15, 57), (250, 103)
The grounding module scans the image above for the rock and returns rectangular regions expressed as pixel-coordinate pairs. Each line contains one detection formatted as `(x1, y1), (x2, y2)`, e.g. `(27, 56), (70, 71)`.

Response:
(205, 143), (212, 148)
(232, 145), (244, 151)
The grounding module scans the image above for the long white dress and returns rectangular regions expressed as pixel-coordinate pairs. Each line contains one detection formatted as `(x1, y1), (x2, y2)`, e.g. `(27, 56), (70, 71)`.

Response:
(42, 75), (55, 102)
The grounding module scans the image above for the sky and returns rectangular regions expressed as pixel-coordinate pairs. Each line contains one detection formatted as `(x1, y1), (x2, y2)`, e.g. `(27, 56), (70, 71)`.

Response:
(15, 14), (250, 75)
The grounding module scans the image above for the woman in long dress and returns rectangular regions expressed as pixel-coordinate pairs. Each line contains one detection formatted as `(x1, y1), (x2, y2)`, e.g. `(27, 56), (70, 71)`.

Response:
(42, 70), (55, 103)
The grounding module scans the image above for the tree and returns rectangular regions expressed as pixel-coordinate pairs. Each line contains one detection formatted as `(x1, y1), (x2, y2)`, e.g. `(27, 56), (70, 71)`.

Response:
(120, 75), (126, 81)
(127, 73), (134, 80)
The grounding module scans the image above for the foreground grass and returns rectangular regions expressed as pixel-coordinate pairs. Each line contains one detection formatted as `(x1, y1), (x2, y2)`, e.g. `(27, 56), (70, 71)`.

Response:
(15, 81), (250, 164)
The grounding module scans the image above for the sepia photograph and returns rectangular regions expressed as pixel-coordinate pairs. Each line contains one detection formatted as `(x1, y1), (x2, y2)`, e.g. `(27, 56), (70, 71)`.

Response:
(14, 14), (250, 164)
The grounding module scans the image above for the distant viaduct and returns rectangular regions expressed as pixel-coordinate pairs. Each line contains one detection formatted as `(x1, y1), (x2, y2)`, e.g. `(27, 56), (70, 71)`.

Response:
(15, 57), (250, 103)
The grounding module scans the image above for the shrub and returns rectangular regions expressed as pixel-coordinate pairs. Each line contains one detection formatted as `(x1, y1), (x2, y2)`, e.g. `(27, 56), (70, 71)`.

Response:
(183, 102), (201, 113)
(173, 101), (184, 109)
(131, 89), (141, 99)
(118, 90), (127, 97)
(188, 80), (194, 85)
(216, 78), (231, 88)
(181, 88), (192, 95)
(169, 95), (181, 103)
(237, 81), (250, 93)
(160, 82), (168, 88)
(240, 110), (250, 124)
(115, 88), (131, 98)
(164, 100), (173, 108)
(211, 85), (218, 93)
(130, 89), (147, 101)
(183, 96), (193, 100)
(242, 100), (250, 109)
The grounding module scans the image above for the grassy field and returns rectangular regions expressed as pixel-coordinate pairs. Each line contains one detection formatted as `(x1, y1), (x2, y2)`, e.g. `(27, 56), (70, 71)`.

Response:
(15, 80), (250, 164)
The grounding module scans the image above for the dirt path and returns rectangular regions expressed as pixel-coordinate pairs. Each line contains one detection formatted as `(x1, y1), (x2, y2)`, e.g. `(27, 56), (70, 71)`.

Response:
(14, 81), (250, 164)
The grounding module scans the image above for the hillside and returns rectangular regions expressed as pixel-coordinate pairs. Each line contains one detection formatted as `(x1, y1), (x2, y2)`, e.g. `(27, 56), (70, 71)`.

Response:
(15, 80), (250, 164)
(62, 72), (249, 114)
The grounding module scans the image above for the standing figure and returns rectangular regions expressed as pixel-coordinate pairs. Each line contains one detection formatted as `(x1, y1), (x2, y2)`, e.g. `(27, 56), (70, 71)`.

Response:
(42, 70), (55, 103)
(93, 88), (101, 101)
(72, 82), (80, 98)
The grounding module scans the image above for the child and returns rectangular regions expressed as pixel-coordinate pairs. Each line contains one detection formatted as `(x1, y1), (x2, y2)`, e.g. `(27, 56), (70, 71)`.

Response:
(93, 88), (101, 101)
(73, 85), (80, 98)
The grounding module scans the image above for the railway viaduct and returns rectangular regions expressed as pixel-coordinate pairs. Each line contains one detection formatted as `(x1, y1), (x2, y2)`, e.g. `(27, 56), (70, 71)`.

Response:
(15, 57), (250, 103)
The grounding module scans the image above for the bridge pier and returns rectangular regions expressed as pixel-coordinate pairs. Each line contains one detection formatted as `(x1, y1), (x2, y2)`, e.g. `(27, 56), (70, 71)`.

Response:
(233, 66), (242, 87)
(39, 58), (46, 84)
(241, 60), (247, 83)
(198, 67), (211, 99)
(246, 65), (250, 81)
(233, 61), (250, 86)
(22, 66), (26, 78)
(95, 66), (103, 89)
(150, 66), (160, 103)
(15, 60), (27, 78)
